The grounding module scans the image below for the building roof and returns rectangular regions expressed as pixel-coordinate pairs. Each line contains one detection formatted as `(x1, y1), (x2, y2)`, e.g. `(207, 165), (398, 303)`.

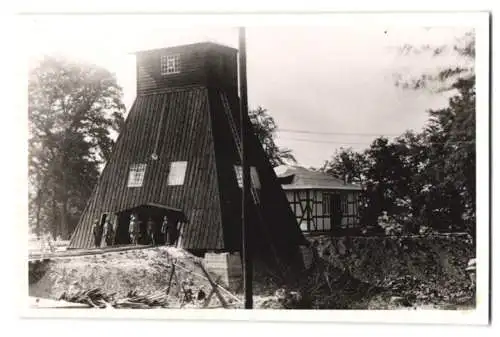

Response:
(274, 165), (362, 191)
(131, 41), (238, 55)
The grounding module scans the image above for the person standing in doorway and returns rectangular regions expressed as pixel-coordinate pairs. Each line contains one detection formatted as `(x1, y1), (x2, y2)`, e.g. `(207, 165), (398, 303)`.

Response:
(102, 219), (108, 248)
(160, 216), (169, 245)
(129, 214), (137, 245)
(136, 216), (143, 244)
(112, 218), (118, 245)
(103, 218), (114, 247)
(92, 219), (102, 248)
(146, 217), (156, 246)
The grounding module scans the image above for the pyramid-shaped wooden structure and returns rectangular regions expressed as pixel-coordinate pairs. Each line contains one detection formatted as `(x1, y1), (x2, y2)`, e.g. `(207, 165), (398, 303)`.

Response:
(69, 42), (307, 266)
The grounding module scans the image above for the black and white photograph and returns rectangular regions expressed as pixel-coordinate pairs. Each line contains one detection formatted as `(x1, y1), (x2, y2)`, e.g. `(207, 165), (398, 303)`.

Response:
(17, 9), (490, 325)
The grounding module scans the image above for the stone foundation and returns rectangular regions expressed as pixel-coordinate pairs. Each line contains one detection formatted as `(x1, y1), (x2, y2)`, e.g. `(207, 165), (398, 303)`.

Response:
(203, 252), (242, 291)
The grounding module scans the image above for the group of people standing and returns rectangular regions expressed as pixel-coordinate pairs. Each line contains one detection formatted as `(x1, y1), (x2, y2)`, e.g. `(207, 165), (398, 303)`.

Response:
(128, 214), (180, 246)
(92, 213), (180, 248)
(92, 218), (116, 248)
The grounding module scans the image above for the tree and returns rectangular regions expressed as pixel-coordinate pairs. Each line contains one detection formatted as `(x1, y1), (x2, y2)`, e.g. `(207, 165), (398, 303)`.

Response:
(320, 94), (474, 234)
(396, 30), (476, 237)
(375, 30), (476, 236)
(423, 76), (476, 235)
(249, 106), (297, 167)
(29, 55), (126, 239)
(322, 147), (367, 184)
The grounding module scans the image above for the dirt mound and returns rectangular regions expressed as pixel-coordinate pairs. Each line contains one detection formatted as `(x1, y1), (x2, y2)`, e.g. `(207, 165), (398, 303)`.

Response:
(29, 246), (243, 308)
(30, 248), (173, 300)
(29, 234), (474, 310)
(302, 233), (475, 309)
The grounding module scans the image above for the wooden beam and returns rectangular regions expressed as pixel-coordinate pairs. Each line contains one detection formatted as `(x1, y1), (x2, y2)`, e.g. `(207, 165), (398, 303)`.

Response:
(202, 275), (223, 308)
(239, 26), (253, 310)
(197, 262), (228, 308)
(166, 262), (176, 295)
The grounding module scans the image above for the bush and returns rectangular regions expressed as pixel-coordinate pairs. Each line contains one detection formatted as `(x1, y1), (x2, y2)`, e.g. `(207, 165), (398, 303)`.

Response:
(377, 212), (404, 236)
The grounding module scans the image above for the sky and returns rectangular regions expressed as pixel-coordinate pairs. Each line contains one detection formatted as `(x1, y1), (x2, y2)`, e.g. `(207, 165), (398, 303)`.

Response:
(23, 15), (472, 168)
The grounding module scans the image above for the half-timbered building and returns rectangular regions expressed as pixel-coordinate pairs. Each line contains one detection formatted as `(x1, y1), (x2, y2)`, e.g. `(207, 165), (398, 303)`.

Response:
(275, 166), (362, 234)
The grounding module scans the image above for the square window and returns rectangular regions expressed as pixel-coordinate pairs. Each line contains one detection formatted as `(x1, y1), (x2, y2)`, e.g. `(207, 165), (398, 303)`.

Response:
(234, 166), (261, 189)
(161, 54), (181, 75)
(127, 163), (147, 187)
(168, 161), (188, 186)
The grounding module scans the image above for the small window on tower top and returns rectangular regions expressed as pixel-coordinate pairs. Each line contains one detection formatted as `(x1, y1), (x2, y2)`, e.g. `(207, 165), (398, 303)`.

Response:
(161, 54), (181, 75)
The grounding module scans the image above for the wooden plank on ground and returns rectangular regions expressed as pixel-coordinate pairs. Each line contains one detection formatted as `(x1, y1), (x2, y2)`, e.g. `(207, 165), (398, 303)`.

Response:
(202, 275), (222, 308)
(196, 261), (228, 308)
(166, 262), (176, 295)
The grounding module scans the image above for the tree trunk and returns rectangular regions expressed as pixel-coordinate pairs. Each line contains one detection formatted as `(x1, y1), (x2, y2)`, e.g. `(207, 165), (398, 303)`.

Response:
(34, 175), (49, 237)
(34, 187), (44, 237)
(60, 198), (69, 240)
(51, 197), (58, 239)
(59, 151), (70, 240)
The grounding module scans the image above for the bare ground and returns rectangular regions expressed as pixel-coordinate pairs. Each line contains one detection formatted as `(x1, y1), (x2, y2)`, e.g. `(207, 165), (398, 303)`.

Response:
(28, 243), (475, 310)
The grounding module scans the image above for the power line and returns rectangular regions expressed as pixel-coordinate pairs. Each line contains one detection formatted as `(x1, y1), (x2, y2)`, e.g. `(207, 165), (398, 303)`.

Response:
(278, 137), (475, 146)
(279, 138), (373, 145)
(276, 128), (403, 137)
(276, 128), (474, 138)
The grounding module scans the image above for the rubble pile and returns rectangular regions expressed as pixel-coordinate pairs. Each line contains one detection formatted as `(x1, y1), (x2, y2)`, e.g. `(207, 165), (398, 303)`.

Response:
(256, 289), (306, 309)
(29, 246), (241, 309)
(374, 273), (475, 308)
(293, 260), (383, 309)
(58, 286), (214, 309)
(59, 288), (115, 308)
(298, 234), (475, 309)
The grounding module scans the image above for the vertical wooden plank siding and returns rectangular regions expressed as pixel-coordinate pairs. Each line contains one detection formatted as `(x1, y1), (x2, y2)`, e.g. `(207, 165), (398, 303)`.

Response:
(69, 87), (223, 249)
(70, 42), (306, 257)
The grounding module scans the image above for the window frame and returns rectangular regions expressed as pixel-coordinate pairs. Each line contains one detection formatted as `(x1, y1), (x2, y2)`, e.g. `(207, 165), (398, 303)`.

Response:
(167, 161), (188, 186)
(160, 54), (181, 75)
(127, 163), (147, 188)
(234, 165), (261, 190)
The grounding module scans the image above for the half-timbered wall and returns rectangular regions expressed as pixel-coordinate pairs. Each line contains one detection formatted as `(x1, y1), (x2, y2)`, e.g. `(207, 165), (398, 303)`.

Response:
(285, 189), (361, 232)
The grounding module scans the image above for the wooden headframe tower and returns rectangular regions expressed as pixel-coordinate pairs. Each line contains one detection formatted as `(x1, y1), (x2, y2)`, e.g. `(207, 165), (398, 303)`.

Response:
(69, 42), (307, 268)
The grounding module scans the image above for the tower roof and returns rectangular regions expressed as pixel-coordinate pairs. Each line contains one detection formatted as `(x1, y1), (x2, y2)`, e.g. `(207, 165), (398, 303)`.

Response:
(131, 41), (238, 55)
(134, 40), (239, 94)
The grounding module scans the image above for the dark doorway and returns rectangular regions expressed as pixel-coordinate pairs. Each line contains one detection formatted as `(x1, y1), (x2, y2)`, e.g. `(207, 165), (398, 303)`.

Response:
(330, 194), (343, 228)
(113, 204), (186, 246)
(115, 212), (131, 245)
